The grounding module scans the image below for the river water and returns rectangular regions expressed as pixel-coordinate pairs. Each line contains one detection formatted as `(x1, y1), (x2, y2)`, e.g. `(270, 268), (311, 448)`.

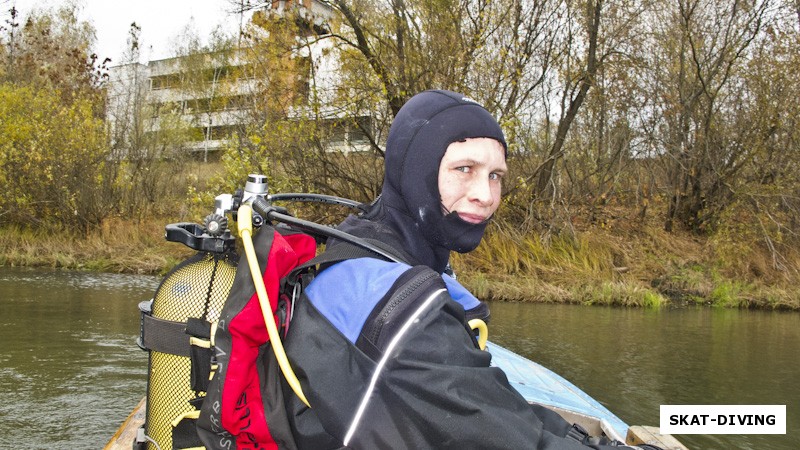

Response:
(1, 267), (159, 449)
(1, 266), (797, 449)
(488, 302), (799, 450)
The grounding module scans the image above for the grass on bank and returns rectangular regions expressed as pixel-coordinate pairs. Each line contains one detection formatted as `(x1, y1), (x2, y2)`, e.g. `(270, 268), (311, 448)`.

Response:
(451, 218), (800, 310)
(0, 219), (194, 275)
(2, 210), (799, 310)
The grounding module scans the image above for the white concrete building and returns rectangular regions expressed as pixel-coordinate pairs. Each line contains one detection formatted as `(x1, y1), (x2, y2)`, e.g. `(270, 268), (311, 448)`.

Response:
(105, 0), (373, 161)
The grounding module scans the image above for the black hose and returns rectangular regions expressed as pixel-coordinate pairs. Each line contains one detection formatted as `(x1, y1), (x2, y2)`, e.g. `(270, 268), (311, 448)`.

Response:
(267, 193), (368, 212)
(250, 196), (402, 263)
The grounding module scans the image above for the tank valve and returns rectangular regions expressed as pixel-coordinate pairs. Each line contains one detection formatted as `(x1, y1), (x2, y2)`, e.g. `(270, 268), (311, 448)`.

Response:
(203, 213), (229, 237)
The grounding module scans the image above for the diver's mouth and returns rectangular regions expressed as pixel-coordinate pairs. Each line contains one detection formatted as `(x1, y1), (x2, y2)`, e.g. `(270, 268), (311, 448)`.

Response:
(456, 212), (488, 224)
(442, 208), (491, 225)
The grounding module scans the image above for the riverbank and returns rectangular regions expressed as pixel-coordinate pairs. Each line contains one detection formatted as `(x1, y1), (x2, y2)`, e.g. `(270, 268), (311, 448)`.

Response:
(1, 215), (798, 310)
(0, 219), (194, 275)
(453, 216), (800, 310)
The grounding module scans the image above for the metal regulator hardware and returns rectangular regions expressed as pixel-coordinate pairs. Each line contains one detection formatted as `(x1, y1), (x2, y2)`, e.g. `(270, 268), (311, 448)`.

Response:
(208, 173), (272, 232)
(165, 172), (386, 255)
(165, 174), (278, 252)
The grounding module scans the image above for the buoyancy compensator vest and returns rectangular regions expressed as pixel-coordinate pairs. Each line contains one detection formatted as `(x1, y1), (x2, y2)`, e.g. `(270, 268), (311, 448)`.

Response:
(196, 221), (316, 450)
(134, 174), (397, 450)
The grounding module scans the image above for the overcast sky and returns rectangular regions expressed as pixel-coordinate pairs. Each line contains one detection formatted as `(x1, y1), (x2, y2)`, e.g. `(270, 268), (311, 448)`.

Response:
(8, 0), (245, 65)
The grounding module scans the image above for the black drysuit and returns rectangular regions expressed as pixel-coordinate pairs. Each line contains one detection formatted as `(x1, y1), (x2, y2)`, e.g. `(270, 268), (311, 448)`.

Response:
(280, 91), (649, 449)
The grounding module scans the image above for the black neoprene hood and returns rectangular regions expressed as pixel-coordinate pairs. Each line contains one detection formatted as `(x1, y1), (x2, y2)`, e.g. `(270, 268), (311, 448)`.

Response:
(383, 90), (507, 199)
(375, 89), (507, 272)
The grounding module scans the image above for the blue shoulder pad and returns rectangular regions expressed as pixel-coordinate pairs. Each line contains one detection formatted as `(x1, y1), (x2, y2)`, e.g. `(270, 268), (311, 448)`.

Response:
(442, 274), (481, 311)
(306, 258), (411, 343)
(305, 259), (482, 343)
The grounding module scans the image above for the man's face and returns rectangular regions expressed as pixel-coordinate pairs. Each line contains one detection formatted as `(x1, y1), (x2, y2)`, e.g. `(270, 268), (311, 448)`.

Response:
(438, 137), (507, 224)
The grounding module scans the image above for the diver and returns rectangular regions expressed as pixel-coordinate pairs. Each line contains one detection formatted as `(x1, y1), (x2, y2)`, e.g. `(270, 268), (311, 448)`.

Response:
(277, 90), (661, 449)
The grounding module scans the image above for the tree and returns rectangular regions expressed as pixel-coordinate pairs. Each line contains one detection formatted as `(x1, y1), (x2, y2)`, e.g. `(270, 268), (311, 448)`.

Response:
(204, 8), (327, 198)
(106, 21), (217, 220)
(322, 0), (561, 132)
(0, 3), (115, 232)
(0, 3), (20, 80)
(1, 2), (109, 109)
(0, 83), (110, 232)
(713, 4), (800, 270)
(532, 0), (604, 204)
(640, 0), (771, 232)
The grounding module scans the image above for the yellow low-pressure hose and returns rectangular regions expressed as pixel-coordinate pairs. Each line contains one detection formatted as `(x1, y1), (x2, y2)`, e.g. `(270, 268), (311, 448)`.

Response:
(238, 204), (310, 407)
(468, 318), (488, 350)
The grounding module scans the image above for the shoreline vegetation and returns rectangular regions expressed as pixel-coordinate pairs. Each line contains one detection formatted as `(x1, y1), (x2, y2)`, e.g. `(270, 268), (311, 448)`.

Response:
(2, 207), (798, 311)
(455, 218), (800, 310)
(4, 3), (800, 312)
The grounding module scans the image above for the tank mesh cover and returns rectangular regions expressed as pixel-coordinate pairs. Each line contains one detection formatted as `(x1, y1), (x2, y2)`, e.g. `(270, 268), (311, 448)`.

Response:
(145, 252), (237, 450)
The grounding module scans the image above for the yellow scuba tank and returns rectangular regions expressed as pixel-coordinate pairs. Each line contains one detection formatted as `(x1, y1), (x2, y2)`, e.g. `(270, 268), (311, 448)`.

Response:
(139, 251), (237, 450)
(137, 212), (238, 449)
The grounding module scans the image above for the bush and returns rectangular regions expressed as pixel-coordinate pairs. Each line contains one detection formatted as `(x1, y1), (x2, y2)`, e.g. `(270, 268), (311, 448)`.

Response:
(0, 83), (112, 233)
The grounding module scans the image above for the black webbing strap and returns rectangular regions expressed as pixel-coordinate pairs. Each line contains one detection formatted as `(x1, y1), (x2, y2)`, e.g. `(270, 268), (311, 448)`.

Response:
(186, 318), (213, 392)
(172, 416), (204, 449)
(141, 314), (191, 357)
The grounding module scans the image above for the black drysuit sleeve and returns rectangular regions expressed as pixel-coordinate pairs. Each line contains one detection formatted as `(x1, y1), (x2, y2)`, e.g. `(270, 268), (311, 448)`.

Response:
(282, 278), (639, 450)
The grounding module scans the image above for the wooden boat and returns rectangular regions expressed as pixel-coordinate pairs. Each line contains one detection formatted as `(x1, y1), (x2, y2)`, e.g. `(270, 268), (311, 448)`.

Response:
(106, 397), (145, 450)
(105, 340), (687, 449)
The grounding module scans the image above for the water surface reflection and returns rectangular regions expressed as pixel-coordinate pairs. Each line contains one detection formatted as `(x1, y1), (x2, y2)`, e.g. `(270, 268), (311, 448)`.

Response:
(489, 302), (799, 450)
(1, 267), (158, 449)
